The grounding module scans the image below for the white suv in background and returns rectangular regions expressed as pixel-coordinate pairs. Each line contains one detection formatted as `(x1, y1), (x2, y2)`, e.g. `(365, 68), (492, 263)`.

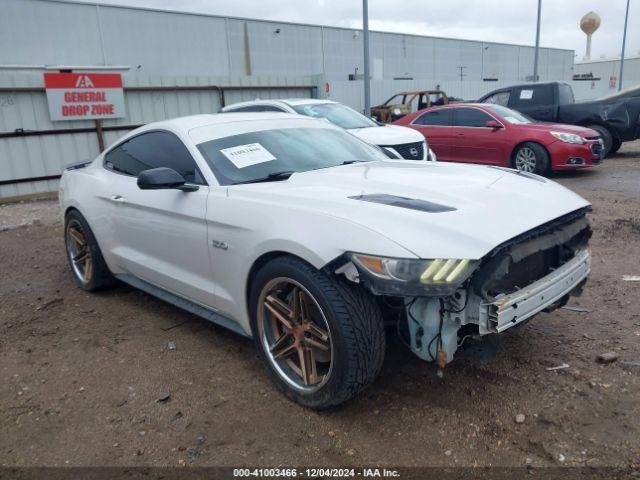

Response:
(221, 99), (436, 162)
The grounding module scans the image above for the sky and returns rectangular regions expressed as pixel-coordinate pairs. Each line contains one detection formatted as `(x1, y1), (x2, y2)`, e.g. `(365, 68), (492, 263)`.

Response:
(76, 0), (639, 60)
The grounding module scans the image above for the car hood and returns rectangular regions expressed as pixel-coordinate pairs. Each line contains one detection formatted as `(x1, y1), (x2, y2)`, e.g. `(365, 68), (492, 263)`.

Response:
(349, 124), (425, 146)
(514, 122), (598, 136)
(229, 161), (590, 260)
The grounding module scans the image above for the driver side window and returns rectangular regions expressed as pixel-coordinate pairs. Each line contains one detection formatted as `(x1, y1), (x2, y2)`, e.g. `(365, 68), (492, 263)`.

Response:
(104, 131), (205, 184)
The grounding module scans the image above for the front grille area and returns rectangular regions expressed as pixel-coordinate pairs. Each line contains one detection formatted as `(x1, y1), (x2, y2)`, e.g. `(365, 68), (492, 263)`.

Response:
(590, 142), (603, 156)
(382, 141), (424, 160)
(471, 209), (591, 300)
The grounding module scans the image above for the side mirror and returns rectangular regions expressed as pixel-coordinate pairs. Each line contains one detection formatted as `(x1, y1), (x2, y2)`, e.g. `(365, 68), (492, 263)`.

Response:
(485, 120), (503, 129)
(137, 167), (199, 192)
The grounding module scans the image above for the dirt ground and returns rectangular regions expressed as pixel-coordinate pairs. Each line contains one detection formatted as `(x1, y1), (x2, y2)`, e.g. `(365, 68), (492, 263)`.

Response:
(1, 143), (639, 470)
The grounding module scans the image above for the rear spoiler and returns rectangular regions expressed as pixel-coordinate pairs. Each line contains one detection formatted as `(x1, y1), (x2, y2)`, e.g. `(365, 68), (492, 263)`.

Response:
(65, 159), (92, 171)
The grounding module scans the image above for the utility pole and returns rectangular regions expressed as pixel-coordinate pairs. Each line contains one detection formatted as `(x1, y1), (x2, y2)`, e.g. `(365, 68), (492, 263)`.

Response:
(533, 0), (542, 82)
(362, 0), (371, 116)
(619, 0), (630, 91)
(456, 66), (467, 81)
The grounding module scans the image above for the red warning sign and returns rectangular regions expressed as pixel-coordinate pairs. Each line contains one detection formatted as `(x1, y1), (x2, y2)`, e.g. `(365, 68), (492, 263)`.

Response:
(44, 73), (126, 121)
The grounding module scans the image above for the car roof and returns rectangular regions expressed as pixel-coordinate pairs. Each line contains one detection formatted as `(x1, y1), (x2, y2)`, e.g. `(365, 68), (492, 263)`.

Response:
(423, 102), (488, 110)
(281, 98), (336, 106)
(134, 112), (313, 133)
(389, 90), (445, 96)
(486, 81), (568, 92)
(223, 98), (336, 110)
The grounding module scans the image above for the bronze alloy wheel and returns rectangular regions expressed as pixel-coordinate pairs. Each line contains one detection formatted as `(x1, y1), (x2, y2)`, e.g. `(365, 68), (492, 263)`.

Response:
(66, 219), (93, 284)
(257, 277), (334, 392)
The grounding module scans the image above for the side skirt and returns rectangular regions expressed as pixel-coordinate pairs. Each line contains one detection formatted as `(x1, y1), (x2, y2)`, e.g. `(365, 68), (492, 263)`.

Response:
(115, 274), (250, 338)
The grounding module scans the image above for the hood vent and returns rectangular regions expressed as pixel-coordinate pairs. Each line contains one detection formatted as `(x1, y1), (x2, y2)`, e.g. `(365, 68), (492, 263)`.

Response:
(349, 194), (456, 213)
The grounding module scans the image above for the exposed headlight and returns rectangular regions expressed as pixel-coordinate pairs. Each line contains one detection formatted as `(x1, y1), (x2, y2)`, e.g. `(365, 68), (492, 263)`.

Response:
(392, 108), (402, 116)
(550, 131), (585, 144)
(349, 253), (478, 296)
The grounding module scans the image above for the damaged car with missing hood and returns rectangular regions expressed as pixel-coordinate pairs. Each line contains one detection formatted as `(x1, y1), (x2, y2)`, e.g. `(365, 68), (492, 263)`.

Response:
(59, 113), (592, 409)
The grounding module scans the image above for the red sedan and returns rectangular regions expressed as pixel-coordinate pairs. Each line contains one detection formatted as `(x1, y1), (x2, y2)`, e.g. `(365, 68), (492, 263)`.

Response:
(393, 103), (604, 174)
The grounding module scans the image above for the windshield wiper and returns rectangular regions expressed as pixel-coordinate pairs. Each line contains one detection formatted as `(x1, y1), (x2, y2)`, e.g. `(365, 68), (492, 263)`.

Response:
(232, 170), (295, 185)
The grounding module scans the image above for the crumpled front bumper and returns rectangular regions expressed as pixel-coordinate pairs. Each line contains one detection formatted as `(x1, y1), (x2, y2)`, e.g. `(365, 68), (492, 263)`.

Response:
(479, 249), (591, 333)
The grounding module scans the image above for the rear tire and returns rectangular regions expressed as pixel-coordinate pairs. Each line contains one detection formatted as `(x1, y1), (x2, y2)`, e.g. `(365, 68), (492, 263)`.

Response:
(249, 256), (385, 409)
(64, 209), (115, 291)
(512, 142), (549, 175)
(588, 125), (613, 157)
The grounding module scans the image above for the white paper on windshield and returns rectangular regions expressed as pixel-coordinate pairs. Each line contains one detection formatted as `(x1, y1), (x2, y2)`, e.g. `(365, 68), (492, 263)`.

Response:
(220, 143), (276, 168)
(519, 89), (533, 100)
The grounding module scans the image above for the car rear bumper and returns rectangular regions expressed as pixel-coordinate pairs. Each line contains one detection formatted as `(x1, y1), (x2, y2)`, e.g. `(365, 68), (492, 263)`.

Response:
(480, 249), (591, 333)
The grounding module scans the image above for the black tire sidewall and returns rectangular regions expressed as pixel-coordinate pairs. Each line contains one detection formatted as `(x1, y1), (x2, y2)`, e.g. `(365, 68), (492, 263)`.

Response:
(249, 257), (359, 409)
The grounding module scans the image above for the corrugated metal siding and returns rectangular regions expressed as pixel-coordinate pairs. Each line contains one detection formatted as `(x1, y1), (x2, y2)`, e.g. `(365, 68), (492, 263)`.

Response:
(0, 73), (315, 198)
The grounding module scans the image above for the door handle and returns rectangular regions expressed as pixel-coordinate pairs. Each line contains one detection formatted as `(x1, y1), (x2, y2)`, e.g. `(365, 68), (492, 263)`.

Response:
(110, 195), (125, 203)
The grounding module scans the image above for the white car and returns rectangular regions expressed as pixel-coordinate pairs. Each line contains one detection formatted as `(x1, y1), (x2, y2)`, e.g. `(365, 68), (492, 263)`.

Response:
(59, 113), (591, 409)
(221, 98), (436, 161)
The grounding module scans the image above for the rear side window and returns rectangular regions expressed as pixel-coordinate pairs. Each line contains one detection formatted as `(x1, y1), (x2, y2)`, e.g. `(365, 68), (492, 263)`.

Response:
(261, 105), (286, 112)
(557, 84), (575, 105)
(453, 108), (494, 127)
(104, 131), (205, 184)
(484, 91), (510, 106)
(226, 105), (262, 112)
(413, 109), (452, 126)
(511, 84), (554, 107)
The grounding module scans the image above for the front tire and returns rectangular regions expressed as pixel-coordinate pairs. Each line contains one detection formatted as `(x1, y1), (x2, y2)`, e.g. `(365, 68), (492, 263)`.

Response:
(249, 256), (385, 409)
(64, 210), (115, 291)
(512, 142), (549, 175)
(610, 137), (622, 155)
(587, 125), (613, 156)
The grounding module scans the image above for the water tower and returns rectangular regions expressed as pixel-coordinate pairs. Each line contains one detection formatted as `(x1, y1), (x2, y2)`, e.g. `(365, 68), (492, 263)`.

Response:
(580, 11), (601, 60)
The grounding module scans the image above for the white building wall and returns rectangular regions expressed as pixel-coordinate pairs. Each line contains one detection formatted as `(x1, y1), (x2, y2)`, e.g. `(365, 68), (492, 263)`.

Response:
(2, 0), (574, 84)
(574, 57), (640, 97)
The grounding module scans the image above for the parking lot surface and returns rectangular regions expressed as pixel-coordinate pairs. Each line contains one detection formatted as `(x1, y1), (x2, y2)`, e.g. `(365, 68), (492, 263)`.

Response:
(1, 144), (639, 468)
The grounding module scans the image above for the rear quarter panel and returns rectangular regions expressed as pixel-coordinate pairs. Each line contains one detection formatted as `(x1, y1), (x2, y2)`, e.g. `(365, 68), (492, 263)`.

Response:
(60, 159), (127, 275)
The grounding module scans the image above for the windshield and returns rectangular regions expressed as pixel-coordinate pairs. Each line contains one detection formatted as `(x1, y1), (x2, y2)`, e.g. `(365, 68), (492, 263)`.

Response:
(483, 104), (533, 124)
(197, 127), (387, 185)
(384, 94), (405, 106)
(291, 103), (378, 129)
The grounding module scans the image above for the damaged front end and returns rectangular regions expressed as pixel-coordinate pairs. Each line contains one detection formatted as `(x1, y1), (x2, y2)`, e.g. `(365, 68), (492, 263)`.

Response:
(333, 207), (592, 368)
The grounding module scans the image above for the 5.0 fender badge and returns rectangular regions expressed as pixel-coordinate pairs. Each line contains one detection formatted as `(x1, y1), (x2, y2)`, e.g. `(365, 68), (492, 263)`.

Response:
(211, 240), (229, 250)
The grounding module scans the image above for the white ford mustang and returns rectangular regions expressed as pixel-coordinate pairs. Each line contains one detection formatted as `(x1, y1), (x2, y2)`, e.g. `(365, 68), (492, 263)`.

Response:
(59, 113), (592, 409)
